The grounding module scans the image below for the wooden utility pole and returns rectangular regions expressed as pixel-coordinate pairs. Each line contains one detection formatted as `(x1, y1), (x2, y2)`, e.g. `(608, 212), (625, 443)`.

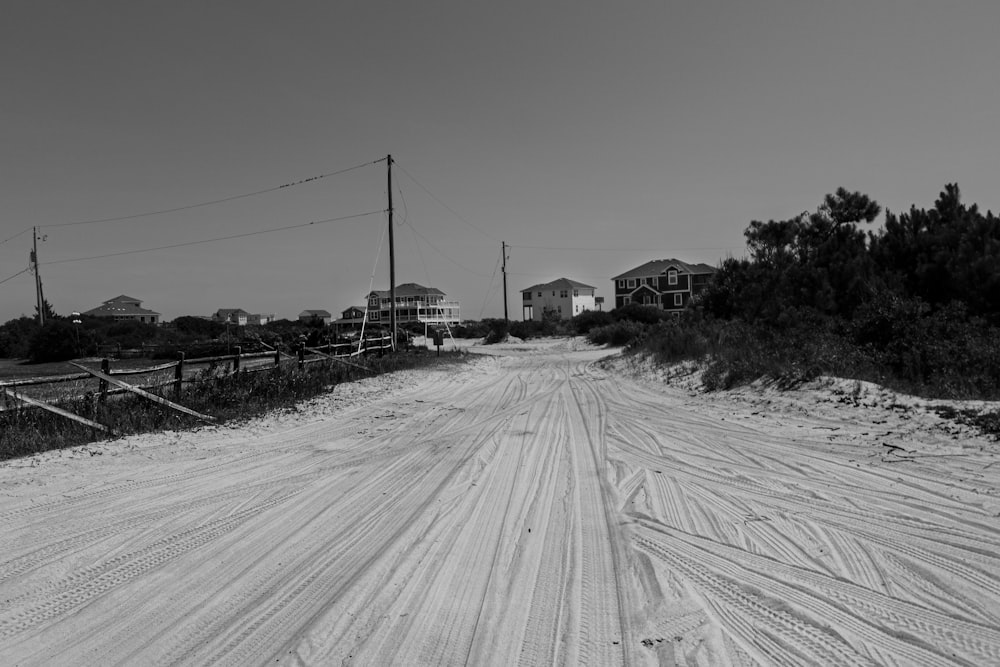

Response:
(32, 227), (45, 326)
(502, 241), (509, 324)
(387, 154), (396, 350)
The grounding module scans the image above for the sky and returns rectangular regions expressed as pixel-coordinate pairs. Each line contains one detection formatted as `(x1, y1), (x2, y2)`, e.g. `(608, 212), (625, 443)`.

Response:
(2, 1), (999, 324)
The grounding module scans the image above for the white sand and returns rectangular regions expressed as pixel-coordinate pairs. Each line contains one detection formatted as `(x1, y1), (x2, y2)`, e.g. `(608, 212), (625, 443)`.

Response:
(1, 338), (998, 665)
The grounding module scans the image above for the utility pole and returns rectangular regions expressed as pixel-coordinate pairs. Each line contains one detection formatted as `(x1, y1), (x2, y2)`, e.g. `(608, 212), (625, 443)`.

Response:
(31, 227), (45, 326)
(501, 241), (509, 324)
(387, 154), (396, 350)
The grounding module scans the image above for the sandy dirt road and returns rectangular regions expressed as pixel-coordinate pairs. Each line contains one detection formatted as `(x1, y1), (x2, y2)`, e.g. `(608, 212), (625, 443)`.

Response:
(2, 339), (999, 665)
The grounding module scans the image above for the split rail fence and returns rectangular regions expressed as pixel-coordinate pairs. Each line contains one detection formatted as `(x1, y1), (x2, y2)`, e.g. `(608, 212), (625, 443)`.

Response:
(0, 335), (393, 436)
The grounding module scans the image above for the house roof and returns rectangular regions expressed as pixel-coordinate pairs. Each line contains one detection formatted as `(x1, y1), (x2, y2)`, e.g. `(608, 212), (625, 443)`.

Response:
(299, 309), (332, 317)
(612, 259), (716, 281)
(520, 277), (596, 293)
(103, 294), (144, 305)
(368, 283), (446, 298)
(214, 308), (249, 318)
(84, 302), (160, 317)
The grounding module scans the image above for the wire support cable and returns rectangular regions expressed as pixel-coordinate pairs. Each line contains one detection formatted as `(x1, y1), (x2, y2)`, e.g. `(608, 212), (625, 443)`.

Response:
(0, 266), (31, 287)
(404, 222), (492, 278)
(392, 160), (498, 242)
(42, 159), (383, 229)
(41, 210), (383, 266)
(0, 228), (31, 248)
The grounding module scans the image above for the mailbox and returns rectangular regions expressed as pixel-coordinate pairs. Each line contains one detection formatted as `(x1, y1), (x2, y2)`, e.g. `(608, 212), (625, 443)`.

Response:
(431, 329), (444, 347)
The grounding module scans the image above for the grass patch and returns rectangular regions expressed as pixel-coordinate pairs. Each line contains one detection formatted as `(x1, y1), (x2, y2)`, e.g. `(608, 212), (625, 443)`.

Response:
(1, 349), (469, 461)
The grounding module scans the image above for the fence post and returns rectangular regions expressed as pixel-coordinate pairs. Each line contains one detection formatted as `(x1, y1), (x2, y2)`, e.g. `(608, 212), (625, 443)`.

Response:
(175, 352), (185, 396)
(298, 344), (305, 369)
(274, 348), (281, 367)
(99, 358), (110, 404)
(378, 335), (384, 358)
(233, 345), (241, 373)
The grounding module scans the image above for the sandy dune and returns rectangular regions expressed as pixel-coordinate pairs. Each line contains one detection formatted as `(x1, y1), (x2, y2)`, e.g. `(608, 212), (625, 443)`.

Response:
(1, 338), (998, 666)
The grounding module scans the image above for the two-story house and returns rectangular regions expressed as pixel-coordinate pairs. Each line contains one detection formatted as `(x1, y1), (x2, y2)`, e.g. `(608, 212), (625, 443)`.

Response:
(213, 308), (249, 326)
(612, 259), (716, 313)
(521, 278), (597, 321)
(365, 283), (460, 326)
(83, 295), (161, 324)
(334, 306), (367, 329)
(298, 310), (333, 325)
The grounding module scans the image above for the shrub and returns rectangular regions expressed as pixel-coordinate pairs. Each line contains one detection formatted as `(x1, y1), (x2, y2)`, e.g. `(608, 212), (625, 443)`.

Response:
(572, 310), (613, 334)
(587, 321), (647, 347)
(612, 303), (670, 325)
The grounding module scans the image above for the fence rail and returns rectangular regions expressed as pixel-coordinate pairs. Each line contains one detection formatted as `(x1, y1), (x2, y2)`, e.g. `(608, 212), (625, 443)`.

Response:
(0, 335), (394, 427)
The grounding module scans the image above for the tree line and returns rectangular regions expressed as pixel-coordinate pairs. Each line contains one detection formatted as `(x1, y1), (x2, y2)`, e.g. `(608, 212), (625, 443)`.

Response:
(599, 183), (1000, 399)
(0, 310), (346, 364)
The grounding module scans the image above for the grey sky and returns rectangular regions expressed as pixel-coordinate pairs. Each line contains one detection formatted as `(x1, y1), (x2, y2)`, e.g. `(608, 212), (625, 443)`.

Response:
(2, 1), (998, 323)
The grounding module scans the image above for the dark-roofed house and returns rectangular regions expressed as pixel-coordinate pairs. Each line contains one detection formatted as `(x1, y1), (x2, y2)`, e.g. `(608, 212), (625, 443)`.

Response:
(213, 308), (249, 326)
(334, 306), (367, 328)
(520, 278), (597, 321)
(298, 309), (333, 326)
(83, 295), (161, 324)
(612, 259), (716, 312)
(365, 283), (460, 325)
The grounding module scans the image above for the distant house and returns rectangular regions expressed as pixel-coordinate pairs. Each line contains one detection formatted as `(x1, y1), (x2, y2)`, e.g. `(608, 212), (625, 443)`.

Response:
(334, 306), (367, 329)
(612, 259), (716, 312)
(365, 283), (460, 326)
(213, 308), (249, 326)
(520, 278), (597, 321)
(83, 295), (161, 324)
(298, 309), (333, 326)
(247, 313), (276, 326)
(213, 309), (275, 326)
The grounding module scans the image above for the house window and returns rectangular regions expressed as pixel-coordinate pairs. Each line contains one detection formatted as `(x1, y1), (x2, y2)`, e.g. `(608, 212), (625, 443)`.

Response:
(623, 296), (631, 305)
(668, 270), (678, 285)
(617, 280), (625, 289)
(560, 290), (568, 298)
(557, 305), (562, 313)
(573, 290), (579, 297)
(537, 292), (542, 297)
(627, 279), (636, 288)
(674, 293), (683, 306)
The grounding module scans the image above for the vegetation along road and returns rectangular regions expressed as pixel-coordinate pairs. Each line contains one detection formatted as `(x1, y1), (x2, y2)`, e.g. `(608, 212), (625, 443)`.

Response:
(1, 338), (999, 665)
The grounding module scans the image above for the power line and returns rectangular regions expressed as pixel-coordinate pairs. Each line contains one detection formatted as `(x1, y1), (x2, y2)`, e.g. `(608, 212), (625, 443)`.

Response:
(0, 266), (30, 287)
(0, 228), (31, 248)
(478, 252), (502, 320)
(41, 210), (383, 266)
(403, 221), (493, 278)
(40, 159), (383, 229)
(392, 160), (499, 242)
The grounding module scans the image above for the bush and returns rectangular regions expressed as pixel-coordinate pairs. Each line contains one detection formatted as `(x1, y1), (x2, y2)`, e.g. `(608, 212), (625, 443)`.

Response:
(0, 317), (39, 358)
(28, 320), (85, 363)
(482, 319), (510, 344)
(612, 303), (670, 325)
(572, 310), (613, 334)
(587, 321), (648, 347)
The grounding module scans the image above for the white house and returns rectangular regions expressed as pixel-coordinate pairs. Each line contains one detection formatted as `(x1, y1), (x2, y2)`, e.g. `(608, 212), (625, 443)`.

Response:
(365, 283), (460, 326)
(520, 278), (597, 321)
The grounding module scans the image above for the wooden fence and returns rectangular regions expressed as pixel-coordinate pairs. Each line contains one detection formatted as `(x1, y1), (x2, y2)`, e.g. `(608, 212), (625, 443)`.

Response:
(0, 335), (393, 435)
